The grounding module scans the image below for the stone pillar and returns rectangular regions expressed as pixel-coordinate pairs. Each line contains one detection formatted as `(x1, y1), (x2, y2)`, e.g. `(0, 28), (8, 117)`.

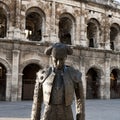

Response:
(13, 0), (21, 39)
(99, 75), (105, 99)
(50, 1), (59, 43)
(80, 3), (87, 47)
(79, 56), (86, 98)
(98, 25), (105, 49)
(6, 73), (12, 101)
(104, 27), (111, 50)
(17, 73), (23, 101)
(11, 50), (20, 101)
(104, 10), (111, 50)
(104, 56), (111, 99)
(20, 12), (26, 40)
(8, 0), (22, 39)
(75, 17), (81, 45)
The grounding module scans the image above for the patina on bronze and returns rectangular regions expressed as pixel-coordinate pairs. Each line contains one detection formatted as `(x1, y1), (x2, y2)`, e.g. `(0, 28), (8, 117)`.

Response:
(31, 43), (85, 120)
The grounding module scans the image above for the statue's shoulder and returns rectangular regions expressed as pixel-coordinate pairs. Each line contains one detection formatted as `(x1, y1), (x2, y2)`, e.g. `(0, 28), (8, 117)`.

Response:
(36, 66), (51, 83)
(66, 66), (82, 83)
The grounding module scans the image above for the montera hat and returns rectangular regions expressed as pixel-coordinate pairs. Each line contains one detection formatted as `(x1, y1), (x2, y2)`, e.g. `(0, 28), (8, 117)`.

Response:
(44, 43), (73, 58)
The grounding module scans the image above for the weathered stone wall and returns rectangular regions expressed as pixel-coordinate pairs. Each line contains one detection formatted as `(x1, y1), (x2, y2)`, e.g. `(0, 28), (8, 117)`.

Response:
(0, 0), (120, 101)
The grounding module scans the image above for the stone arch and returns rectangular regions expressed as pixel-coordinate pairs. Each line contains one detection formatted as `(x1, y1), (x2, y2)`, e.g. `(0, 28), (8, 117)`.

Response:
(0, 2), (10, 38)
(86, 66), (104, 99)
(25, 2), (45, 13)
(0, 58), (11, 101)
(58, 12), (76, 45)
(0, 1), (10, 18)
(22, 63), (41, 100)
(86, 65), (104, 77)
(110, 66), (120, 72)
(20, 59), (43, 73)
(0, 58), (11, 74)
(20, 59), (43, 100)
(110, 67), (120, 98)
(87, 18), (101, 48)
(110, 23), (120, 50)
(25, 7), (46, 41)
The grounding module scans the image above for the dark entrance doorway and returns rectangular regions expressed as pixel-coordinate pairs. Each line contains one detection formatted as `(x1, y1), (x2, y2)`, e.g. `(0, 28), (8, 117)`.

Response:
(0, 63), (6, 101)
(22, 63), (41, 100)
(110, 69), (120, 98)
(86, 68), (100, 99)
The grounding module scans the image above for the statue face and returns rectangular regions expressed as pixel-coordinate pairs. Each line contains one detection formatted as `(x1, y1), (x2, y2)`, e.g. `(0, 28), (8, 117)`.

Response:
(52, 56), (66, 70)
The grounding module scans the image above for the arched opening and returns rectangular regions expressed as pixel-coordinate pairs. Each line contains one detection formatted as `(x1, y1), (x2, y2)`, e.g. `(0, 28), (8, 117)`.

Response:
(25, 8), (44, 41)
(86, 68), (100, 99)
(110, 69), (120, 98)
(22, 63), (41, 100)
(0, 63), (6, 101)
(89, 38), (94, 47)
(110, 24), (119, 50)
(87, 18), (100, 48)
(59, 16), (72, 45)
(0, 8), (7, 38)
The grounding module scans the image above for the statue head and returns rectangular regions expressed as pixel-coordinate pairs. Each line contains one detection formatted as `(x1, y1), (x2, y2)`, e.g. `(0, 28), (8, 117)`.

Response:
(44, 43), (73, 69)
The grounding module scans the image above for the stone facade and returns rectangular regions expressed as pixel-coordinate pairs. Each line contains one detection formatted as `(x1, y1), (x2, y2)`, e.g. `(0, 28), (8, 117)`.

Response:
(0, 0), (120, 101)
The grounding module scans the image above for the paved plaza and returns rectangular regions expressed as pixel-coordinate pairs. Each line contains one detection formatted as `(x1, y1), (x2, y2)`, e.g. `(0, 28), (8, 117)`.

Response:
(0, 99), (120, 120)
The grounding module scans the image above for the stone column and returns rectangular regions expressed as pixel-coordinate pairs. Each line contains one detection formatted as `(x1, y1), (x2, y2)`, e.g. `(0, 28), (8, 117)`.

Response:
(7, 0), (15, 39)
(80, 3), (87, 47)
(11, 50), (20, 101)
(13, 0), (21, 39)
(103, 9), (111, 50)
(104, 26), (110, 50)
(7, 0), (21, 39)
(75, 17), (81, 45)
(99, 75), (105, 99)
(79, 56), (86, 98)
(17, 73), (23, 101)
(99, 25), (105, 49)
(104, 55), (111, 99)
(50, 0), (59, 43)
(6, 73), (12, 101)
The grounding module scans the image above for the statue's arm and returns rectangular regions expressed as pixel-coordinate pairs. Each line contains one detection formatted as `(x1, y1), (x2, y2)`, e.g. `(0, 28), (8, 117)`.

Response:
(68, 67), (85, 120)
(31, 75), (43, 120)
(31, 67), (51, 120)
(74, 80), (85, 120)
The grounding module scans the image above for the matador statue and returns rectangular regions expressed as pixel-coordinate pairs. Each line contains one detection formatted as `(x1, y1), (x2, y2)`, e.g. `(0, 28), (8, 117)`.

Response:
(31, 42), (85, 120)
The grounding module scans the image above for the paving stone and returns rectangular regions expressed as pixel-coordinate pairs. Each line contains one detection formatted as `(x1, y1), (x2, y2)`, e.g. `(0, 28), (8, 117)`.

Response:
(0, 99), (120, 120)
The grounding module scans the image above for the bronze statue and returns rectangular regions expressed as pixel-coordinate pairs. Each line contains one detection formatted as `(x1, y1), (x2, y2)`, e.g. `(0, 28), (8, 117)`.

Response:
(31, 43), (85, 120)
